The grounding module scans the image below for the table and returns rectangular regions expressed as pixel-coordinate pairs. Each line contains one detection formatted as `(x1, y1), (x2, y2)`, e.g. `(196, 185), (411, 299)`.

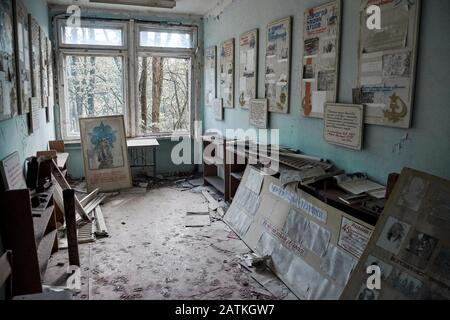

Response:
(127, 138), (160, 178)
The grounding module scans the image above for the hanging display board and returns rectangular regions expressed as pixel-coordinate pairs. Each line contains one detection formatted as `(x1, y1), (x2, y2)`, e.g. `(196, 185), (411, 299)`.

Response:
(39, 27), (48, 110)
(13, 0), (32, 115)
(238, 29), (258, 109)
(324, 103), (364, 151)
(219, 38), (235, 109)
(357, 0), (421, 128)
(301, 0), (341, 118)
(204, 46), (216, 107)
(342, 168), (450, 300)
(224, 166), (374, 300)
(46, 37), (54, 123)
(29, 15), (41, 108)
(265, 17), (291, 114)
(213, 98), (223, 121)
(0, 0), (18, 121)
(249, 99), (268, 129)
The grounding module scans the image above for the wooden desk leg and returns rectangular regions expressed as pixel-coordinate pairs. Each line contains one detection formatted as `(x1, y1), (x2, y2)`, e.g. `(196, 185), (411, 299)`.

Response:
(63, 189), (80, 267)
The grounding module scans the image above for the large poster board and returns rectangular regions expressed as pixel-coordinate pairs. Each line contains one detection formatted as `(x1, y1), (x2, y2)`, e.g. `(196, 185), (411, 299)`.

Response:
(238, 29), (258, 109)
(39, 27), (48, 110)
(13, 0), (32, 115)
(46, 37), (54, 123)
(219, 38), (234, 109)
(301, 0), (341, 118)
(0, 0), (18, 121)
(341, 168), (450, 300)
(224, 166), (374, 300)
(265, 17), (291, 114)
(357, 0), (421, 128)
(204, 46), (216, 107)
(80, 115), (132, 193)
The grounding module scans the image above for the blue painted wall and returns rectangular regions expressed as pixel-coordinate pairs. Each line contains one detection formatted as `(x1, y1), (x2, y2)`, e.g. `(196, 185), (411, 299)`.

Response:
(203, 0), (450, 184)
(0, 0), (55, 167)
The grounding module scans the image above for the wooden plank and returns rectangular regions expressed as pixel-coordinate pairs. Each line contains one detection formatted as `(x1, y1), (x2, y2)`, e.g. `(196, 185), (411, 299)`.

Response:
(63, 189), (80, 267)
(94, 206), (108, 238)
(37, 229), (57, 278)
(83, 195), (106, 215)
(80, 188), (99, 207)
(127, 138), (159, 148)
(48, 140), (65, 153)
(33, 205), (54, 246)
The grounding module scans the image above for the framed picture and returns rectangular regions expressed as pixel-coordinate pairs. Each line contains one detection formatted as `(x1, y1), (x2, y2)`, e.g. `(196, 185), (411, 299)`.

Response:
(213, 98), (223, 121)
(324, 103), (364, 151)
(265, 17), (291, 114)
(13, 0), (32, 115)
(0, 151), (27, 190)
(0, 0), (18, 121)
(46, 37), (54, 122)
(249, 99), (268, 129)
(358, 0), (421, 128)
(79, 115), (132, 192)
(219, 38), (235, 108)
(204, 46), (216, 107)
(239, 29), (258, 109)
(39, 27), (48, 109)
(301, 0), (341, 118)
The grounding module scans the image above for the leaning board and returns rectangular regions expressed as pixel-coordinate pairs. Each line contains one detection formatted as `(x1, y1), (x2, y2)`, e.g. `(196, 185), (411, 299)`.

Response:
(341, 168), (450, 300)
(224, 166), (374, 300)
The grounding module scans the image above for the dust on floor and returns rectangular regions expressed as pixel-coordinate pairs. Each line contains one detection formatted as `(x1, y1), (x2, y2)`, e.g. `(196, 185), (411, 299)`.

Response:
(45, 186), (296, 300)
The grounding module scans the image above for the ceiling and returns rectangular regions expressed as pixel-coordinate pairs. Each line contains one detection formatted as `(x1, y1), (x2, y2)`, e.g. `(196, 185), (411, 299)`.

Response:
(47, 0), (224, 16)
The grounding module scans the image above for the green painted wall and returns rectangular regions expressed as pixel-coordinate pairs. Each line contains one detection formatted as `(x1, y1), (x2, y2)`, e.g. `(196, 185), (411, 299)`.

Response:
(0, 0), (55, 169)
(203, 0), (450, 184)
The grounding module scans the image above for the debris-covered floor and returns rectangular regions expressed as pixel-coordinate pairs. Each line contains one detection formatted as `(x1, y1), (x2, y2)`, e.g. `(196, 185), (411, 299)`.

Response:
(45, 180), (297, 300)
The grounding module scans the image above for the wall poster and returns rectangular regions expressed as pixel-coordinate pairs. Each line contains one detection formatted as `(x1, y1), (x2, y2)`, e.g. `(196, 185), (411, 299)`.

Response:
(265, 17), (291, 114)
(357, 0), (421, 128)
(301, 0), (341, 118)
(238, 29), (258, 109)
(219, 38), (234, 109)
(46, 37), (54, 123)
(79, 115), (132, 192)
(0, 0), (18, 121)
(39, 27), (48, 110)
(28, 14), (40, 132)
(342, 168), (450, 300)
(249, 99), (268, 129)
(13, 0), (32, 115)
(204, 46), (216, 107)
(213, 98), (223, 121)
(324, 103), (364, 151)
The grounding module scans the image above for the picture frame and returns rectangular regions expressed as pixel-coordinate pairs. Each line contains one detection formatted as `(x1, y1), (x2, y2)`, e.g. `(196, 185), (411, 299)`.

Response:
(39, 27), (48, 110)
(301, 0), (342, 118)
(265, 16), (291, 114)
(249, 98), (268, 129)
(204, 46), (216, 107)
(238, 29), (258, 109)
(79, 115), (132, 192)
(213, 98), (223, 121)
(219, 38), (235, 108)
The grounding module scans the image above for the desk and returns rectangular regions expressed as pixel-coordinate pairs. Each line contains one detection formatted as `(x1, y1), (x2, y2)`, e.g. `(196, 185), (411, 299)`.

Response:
(127, 138), (160, 178)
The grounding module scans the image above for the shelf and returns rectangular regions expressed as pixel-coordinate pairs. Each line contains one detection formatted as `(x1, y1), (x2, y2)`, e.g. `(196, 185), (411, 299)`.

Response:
(37, 230), (57, 278)
(204, 176), (225, 194)
(230, 172), (244, 181)
(33, 206), (54, 246)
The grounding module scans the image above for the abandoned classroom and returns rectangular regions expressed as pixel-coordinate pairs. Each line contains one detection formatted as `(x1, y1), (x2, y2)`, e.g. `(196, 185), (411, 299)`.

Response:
(1, 0), (450, 302)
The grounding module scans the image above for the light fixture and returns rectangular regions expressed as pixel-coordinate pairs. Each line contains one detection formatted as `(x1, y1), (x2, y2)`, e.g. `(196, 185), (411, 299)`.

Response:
(89, 0), (176, 9)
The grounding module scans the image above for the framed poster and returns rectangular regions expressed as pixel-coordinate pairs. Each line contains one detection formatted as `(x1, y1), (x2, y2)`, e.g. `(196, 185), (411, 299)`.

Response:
(249, 99), (268, 129)
(238, 29), (258, 109)
(0, 0), (18, 121)
(341, 168), (450, 300)
(219, 38), (234, 109)
(79, 115), (132, 192)
(13, 0), (32, 115)
(213, 98), (223, 121)
(301, 0), (341, 118)
(46, 37), (54, 122)
(0, 151), (27, 190)
(28, 15), (40, 107)
(39, 27), (48, 109)
(265, 17), (291, 114)
(358, 0), (421, 128)
(204, 46), (216, 107)
(324, 103), (364, 151)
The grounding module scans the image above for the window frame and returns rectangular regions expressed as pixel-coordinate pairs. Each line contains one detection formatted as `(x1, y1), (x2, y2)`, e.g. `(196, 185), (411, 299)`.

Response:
(58, 49), (129, 141)
(56, 18), (199, 141)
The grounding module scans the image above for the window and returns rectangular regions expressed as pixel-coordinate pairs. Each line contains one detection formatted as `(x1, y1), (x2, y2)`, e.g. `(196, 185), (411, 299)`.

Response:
(63, 54), (125, 138)
(57, 18), (197, 140)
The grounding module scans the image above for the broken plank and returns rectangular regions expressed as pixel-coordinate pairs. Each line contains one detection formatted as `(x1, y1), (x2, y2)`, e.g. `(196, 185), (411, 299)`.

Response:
(94, 206), (108, 237)
(80, 188), (99, 207)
